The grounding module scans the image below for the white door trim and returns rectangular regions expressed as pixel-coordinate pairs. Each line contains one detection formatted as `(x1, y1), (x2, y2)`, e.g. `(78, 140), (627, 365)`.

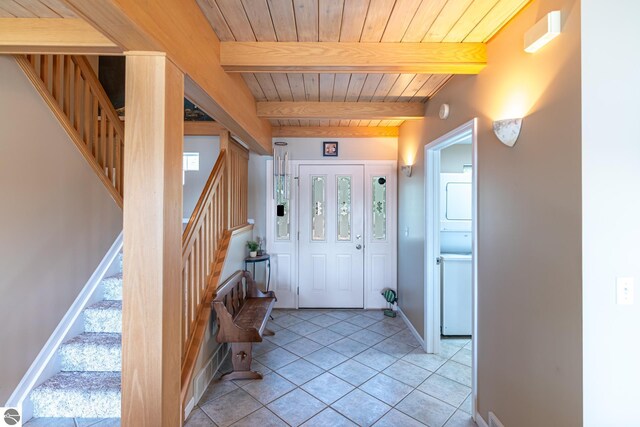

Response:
(423, 119), (478, 418)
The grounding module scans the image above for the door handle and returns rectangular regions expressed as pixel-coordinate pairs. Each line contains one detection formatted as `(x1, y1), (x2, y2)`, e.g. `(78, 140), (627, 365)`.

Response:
(356, 244), (362, 250)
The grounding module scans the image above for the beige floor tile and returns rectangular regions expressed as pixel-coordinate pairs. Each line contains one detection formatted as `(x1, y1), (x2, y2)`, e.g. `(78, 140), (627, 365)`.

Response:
(306, 329), (344, 346)
(272, 314), (304, 328)
(267, 389), (326, 426)
(460, 394), (473, 414)
(301, 408), (357, 426)
(346, 315), (379, 328)
(240, 373), (296, 404)
(329, 337), (370, 358)
(373, 409), (427, 427)
(366, 322), (404, 337)
(443, 410), (477, 427)
(252, 339), (279, 356)
(200, 388), (262, 427)
(301, 372), (355, 404)
(331, 389), (391, 426)
(289, 310), (324, 320)
(361, 310), (387, 320)
(231, 407), (287, 427)
(418, 374), (471, 407)
(383, 359), (433, 387)
(255, 348), (299, 371)
(326, 310), (357, 320)
(328, 321), (363, 336)
(360, 373), (414, 406)
(353, 348), (398, 371)
(373, 337), (416, 357)
(330, 359), (378, 386)
(402, 348), (449, 371)
(276, 359), (324, 385)
(436, 361), (472, 387)
(184, 408), (216, 427)
(451, 348), (472, 367)
(303, 347), (348, 370)
(396, 390), (456, 427)
(283, 337), (324, 357)
(308, 314), (342, 327)
(349, 329), (386, 346)
(286, 321), (323, 337)
(264, 329), (302, 346)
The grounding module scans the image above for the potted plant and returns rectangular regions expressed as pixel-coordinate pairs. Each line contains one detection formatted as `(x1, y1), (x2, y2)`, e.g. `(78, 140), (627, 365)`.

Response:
(247, 240), (259, 258)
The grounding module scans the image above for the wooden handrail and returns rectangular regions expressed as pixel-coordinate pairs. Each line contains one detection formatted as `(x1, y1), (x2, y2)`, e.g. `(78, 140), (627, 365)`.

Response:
(15, 54), (124, 208)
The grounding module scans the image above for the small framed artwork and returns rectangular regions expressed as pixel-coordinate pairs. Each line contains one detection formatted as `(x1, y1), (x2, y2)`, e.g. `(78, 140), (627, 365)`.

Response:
(323, 141), (338, 157)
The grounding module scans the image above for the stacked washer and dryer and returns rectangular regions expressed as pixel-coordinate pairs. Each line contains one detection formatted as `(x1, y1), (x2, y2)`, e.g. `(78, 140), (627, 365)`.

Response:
(440, 172), (473, 336)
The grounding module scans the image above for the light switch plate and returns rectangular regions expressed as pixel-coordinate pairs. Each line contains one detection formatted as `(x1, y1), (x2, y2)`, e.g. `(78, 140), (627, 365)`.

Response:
(617, 277), (634, 305)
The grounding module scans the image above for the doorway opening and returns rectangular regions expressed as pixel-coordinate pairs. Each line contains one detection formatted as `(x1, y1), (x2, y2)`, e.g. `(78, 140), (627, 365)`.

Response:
(424, 119), (478, 417)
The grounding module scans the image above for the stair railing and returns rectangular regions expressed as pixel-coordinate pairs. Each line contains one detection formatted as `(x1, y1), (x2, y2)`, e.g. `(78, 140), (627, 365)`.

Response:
(180, 149), (227, 405)
(16, 54), (124, 208)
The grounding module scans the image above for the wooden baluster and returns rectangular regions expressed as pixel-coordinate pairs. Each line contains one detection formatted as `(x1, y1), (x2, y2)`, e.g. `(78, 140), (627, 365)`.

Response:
(40, 55), (49, 91)
(92, 98), (99, 158)
(99, 110), (106, 167)
(74, 63), (81, 132)
(115, 133), (121, 191)
(52, 56), (61, 105)
(84, 82), (91, 146)
(27, 54), (35, 67)
(107, 123), (114, 181)
(63, 56), (71, 117)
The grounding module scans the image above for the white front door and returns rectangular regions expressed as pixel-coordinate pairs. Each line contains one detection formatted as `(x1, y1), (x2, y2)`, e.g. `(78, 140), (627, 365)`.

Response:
(298, 165), (364, 308)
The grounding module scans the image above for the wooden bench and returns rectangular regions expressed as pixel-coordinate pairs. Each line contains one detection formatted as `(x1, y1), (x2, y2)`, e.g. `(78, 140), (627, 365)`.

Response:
(211, 270), (276, 381)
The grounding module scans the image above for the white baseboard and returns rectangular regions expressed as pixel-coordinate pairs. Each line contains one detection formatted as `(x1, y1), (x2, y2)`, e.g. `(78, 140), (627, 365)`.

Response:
(183, 397), (195, 421)
(475, 412), (489, 427)
(397, 307), (425, 348)
(5, 231), (123, 419)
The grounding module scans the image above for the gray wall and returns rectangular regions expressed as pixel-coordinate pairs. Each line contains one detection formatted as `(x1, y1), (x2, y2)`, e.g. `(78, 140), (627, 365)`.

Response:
(582, 1), (640, 424)
(397, 0), (582, 424)
(183, 136), (220, 219)
(0, 56), (122, 402)
(441, 143), (472, 173)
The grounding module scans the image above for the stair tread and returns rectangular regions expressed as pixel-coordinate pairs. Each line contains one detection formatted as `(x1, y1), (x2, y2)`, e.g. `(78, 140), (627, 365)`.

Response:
(33, 371), (121, 393)
(86, 300), (122, 310)
(62, 332), (121, 347)
(102, 272), (122, 282)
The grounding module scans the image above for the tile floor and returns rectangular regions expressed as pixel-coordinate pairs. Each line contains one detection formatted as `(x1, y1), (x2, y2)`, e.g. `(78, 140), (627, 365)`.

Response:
(187, 309), (475, 427)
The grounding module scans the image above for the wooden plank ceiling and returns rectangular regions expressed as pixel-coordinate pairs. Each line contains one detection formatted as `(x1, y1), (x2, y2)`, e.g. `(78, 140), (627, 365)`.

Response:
(197, 0), (530, 128)
(0, 0), (77, 18)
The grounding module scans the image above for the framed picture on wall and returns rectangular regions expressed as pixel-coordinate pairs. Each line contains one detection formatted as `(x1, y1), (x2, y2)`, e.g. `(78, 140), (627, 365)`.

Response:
(323, 141), (338, 157)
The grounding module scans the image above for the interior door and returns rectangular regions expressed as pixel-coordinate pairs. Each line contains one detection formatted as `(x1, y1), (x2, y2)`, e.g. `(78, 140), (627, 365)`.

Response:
(298, 165), (364, 308)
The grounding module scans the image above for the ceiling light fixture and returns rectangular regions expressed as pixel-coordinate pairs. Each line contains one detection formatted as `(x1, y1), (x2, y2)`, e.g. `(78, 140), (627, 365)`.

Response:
(524, 10), (562, 53)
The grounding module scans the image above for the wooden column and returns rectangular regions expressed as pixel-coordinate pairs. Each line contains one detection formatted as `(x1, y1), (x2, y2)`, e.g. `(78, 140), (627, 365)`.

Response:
(122, 53), (183, 427)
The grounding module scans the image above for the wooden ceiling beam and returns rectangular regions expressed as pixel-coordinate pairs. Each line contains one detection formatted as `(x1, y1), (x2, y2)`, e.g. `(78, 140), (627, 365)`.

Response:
(272, 126), (399, 138)
(258, 102), (424, 120)
(221, 42), (487, 74)
(184, 121), (225, 136)
(63, 0), (272, 154)
(0, 18), (121, 54)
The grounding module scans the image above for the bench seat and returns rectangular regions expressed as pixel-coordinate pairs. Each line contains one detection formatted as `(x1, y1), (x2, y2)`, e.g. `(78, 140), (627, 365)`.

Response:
(212, 270), (276, 380)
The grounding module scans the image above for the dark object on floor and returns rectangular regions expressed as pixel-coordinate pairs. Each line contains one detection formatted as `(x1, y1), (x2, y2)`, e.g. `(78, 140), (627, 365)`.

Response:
(212, 270), (277, 380)
(381, 288), (398, 318)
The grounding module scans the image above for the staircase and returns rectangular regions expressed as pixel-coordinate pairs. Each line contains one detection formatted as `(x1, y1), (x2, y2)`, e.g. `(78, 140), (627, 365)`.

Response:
(29, 255), (123, 419)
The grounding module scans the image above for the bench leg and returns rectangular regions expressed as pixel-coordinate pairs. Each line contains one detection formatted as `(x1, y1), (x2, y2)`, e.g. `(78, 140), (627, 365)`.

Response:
(263, 328), (275, 336)
(220, 342), (262, 381)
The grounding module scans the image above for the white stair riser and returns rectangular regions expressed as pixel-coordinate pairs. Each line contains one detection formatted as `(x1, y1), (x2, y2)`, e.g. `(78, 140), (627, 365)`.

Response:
(84, 308), (122, 333)
(59, 344), (121, 372)
(32, 389), (121, 418)
(102, 275), (122, 301)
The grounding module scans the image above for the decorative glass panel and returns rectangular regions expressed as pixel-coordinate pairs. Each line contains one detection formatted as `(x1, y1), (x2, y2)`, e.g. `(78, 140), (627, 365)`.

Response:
(275, 177), (290, 240)
(372, 176), (387, 240)
(337, 176), (352, 241)
(311, 176), (326, 241)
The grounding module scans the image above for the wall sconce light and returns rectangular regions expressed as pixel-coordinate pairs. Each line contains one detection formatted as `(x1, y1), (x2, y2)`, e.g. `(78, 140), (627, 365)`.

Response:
(493, 118), (523, 147)
(524, 10), (561, 53)
(401, 165), (413, 177)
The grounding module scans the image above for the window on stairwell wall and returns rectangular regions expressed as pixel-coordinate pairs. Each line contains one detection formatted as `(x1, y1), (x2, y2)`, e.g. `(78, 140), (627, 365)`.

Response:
(183, 152), (200, 185)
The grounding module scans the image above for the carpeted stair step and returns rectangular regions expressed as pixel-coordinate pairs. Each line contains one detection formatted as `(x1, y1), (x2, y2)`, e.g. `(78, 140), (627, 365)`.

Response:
(102, 273), (122, 301)
(30, 371), (121, 418)
(84, 300), (121, 333)
(59, 333), (121, 372)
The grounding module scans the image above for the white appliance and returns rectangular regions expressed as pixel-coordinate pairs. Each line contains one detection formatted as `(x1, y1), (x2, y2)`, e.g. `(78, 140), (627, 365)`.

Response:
(440, 253), (472, 336)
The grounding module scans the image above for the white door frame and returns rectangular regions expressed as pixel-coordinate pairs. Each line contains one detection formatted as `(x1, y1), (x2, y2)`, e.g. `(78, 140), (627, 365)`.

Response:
(424, 119), (478, 417)
(266, 160), (397, 310)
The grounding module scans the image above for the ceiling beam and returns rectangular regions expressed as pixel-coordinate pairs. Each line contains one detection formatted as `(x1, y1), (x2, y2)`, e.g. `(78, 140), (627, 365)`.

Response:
(184, 121), (225, 136)
(220, 42), (487, 74)
(258, 102), (424, 120)
(63, 0), (272, 154)
(272, 126), (399, 138)
(0, 18), (121, 54)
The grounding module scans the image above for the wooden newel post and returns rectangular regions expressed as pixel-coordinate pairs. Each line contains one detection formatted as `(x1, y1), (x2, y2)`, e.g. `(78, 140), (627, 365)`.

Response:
(122, 53), (183, 427)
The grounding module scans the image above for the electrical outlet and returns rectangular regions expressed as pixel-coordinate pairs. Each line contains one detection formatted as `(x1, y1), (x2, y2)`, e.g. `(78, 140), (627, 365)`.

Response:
(617, 277), (634, 305)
